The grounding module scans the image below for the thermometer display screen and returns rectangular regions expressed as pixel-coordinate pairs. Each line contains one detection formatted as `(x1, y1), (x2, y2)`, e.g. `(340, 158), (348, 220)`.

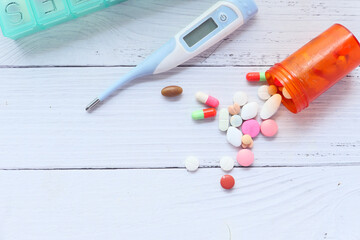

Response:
(183, 17), (218, 47)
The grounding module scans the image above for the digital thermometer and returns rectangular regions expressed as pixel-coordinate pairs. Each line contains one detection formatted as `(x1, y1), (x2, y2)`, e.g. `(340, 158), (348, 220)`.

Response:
(86, 0), (258, 111)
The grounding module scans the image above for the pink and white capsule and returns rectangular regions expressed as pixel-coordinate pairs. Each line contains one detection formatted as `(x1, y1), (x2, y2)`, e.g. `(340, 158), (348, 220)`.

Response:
(196, 92), (219, 108)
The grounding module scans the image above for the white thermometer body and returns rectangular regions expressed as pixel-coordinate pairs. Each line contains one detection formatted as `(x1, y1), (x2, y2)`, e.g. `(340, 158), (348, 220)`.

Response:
(86, 0), (258, 111)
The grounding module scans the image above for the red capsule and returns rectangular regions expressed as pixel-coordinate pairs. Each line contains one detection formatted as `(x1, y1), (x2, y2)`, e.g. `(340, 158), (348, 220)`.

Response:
(203, 108), (217, 118)
(246, 72), (260, 81)
(246, 72), (267, 82)
(192, 108), (216, 120)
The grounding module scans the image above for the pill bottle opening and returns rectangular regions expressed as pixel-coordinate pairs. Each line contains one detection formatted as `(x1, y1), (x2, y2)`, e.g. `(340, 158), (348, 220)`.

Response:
(266, 64), (308, 114)
(266, 24), (360, 114)
(338, 23), (360, 47)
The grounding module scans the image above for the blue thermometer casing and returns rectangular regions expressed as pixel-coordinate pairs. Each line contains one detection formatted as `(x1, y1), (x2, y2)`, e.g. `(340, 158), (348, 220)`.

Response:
(86, 0), (258, 111)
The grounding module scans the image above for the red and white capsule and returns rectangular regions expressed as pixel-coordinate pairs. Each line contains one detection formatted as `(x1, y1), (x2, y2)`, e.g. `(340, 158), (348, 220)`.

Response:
(195, 92), (219, 108)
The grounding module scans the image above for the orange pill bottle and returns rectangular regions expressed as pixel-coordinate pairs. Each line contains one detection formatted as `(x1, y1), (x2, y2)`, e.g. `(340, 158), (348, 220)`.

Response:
(266, 24), (360, 113)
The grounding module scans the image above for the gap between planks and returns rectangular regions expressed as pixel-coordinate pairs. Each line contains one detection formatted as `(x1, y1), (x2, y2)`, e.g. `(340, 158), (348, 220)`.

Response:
(0, 64), (274, 68)
(2, 163), (360, 171)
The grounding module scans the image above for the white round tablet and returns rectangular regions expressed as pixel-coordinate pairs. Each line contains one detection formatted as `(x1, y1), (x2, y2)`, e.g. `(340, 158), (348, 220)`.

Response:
(185, 156), (200, 171)
(258, 85), (271, 100)
(220, 156), (235, 172)
(233, 91), (248, 106)
(230, 115), (242, 127)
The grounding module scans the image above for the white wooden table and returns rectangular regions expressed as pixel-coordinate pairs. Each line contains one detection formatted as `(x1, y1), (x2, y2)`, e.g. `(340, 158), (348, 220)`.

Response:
(1, 0), (360, 239)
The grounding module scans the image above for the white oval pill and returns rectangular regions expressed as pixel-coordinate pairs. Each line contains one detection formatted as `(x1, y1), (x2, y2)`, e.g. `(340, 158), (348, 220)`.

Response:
(260, 94), (282, 119)
(241, 102), (258, 120)
(230, 115), (242, 127)
(226, 126), (243, 147)
(220, 156), (235, 172)
(185, 156), (199, 171)
(258, 85), (271, 100)
(282, 87), (292, 99)
(218, 108), (230, 132)
(233, 91), (248, 106)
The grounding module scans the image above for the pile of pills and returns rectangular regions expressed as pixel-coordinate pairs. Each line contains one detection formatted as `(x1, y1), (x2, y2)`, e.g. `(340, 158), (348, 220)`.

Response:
(184, 72), (282, 190)
(221, 89), (280, 169)
(248, 72), (293, 101)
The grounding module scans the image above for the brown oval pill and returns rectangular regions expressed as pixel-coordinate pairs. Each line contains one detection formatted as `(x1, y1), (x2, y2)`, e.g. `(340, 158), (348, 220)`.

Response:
(161, 86), (183, 97)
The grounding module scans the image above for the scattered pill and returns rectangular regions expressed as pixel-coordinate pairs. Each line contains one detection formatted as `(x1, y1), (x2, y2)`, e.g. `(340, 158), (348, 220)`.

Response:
(241, 134), (253, 145)
(220, 156), (235, 172)
(241, 134), (254, 149)
(230, 115), (242, 127)
(192, 108), (217, 120)
(282, 87), (292, 99)
(220, 175), (235, 189)
(261, 119), (278, 137)
(196, 92), (219, 108)
(228, 103), (241, 115)
(246, 72), (267, 82)
(185, 156), (199, 171)
(260, 94), (282, 119)
(258, 85), (271, 100)
(161, 85), (183, 97)
(268, 85), (278, 95)
(218, 108), (230, 131)
(240, 102), (258, 120)
(226, 126), (243, 147)
(233, 91), (248, 106)
(241, 142), (253, 149)
(236, 149), (254, 167)
(241, 119), (260, 138)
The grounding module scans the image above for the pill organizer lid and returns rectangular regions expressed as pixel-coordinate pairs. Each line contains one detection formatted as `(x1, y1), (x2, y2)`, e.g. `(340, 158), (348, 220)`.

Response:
(228, 0), (258, 23)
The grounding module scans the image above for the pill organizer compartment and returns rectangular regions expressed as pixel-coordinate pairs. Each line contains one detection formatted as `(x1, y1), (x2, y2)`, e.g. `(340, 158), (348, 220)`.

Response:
(0, 0), (126, 39)
(67, 0), (104, 15)
(30, 0), (71, 27)
(0, 0), (37, 38)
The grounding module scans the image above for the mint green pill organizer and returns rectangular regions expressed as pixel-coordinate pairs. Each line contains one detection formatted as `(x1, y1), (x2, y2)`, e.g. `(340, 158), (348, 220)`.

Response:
(0, 0), (126, 39)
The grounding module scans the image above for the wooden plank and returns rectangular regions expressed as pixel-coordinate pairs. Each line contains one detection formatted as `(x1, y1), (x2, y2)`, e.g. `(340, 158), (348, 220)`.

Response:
(1, 167), (359, 239)
(0, 67), (359, 168)
(0, 0), (359, 66)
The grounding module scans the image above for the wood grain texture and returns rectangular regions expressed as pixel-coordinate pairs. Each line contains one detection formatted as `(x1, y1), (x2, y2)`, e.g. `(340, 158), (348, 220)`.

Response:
(0, 67), (359, 169)
(0, 0), (359, 66)
(0, 0), (360, 238)
(1, 167), (360, 240)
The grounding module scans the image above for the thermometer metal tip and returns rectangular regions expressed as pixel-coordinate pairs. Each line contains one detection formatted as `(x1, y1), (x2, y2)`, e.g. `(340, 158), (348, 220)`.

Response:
(84, 0), (258, 111)
(85, 98), (101, 112)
